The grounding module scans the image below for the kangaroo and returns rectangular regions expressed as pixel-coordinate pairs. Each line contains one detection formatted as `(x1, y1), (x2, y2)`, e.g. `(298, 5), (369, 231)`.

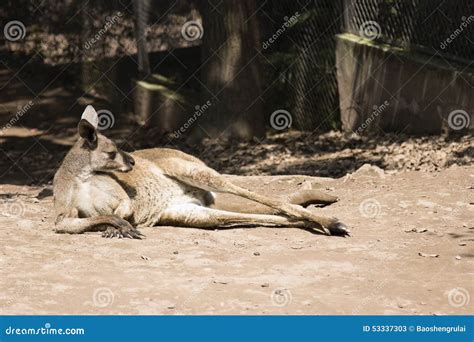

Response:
(53, 106), (348, 239)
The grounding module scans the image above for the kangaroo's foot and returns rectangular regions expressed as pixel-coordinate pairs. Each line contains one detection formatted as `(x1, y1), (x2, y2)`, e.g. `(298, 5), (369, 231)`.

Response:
(327, 221), (350, 236)
(101, 224), (144, 239)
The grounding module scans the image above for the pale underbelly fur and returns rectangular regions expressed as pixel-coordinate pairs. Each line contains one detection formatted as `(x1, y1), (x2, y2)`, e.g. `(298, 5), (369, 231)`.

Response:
(75, 156), (212, 227)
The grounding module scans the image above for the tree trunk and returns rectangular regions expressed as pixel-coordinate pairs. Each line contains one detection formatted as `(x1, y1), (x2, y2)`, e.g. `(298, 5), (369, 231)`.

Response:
(198, 0), (264, 140)
(133, 0), (151, 77)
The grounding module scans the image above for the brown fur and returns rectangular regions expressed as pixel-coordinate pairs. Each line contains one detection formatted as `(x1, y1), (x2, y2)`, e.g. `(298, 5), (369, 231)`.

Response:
(53, 106), (348, 238)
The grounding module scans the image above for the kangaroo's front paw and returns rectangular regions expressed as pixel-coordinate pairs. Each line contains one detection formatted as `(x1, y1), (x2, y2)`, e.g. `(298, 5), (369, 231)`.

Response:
(102, 224), (144, 239)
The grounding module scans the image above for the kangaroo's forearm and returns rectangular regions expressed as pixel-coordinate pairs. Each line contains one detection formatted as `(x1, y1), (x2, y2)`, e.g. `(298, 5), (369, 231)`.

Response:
(54, 215), (130, 234)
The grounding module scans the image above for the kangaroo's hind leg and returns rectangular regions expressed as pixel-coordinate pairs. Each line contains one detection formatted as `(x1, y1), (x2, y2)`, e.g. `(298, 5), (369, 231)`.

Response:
(159, 203), (312, 229)
(158, 158), (348, 236)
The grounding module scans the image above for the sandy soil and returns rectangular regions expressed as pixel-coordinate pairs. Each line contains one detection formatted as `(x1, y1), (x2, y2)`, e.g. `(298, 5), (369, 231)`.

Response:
(0, 164), (472, 315)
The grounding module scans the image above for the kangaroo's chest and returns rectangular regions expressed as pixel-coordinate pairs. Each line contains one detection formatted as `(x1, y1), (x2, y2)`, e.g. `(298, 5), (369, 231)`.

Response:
(74, 175), (128, 217)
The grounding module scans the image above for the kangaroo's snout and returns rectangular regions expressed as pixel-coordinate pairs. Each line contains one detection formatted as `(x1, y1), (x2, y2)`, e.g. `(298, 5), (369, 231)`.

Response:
(119, 152), (135, 172)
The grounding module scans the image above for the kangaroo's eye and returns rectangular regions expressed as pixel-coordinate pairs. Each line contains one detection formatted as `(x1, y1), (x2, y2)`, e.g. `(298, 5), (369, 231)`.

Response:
(107, 152), (116, 159)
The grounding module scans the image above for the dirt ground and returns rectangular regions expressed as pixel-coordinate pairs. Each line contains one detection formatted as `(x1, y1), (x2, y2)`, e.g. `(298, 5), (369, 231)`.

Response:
(0, 63), (472, 315)
(0, 164), (472, 315)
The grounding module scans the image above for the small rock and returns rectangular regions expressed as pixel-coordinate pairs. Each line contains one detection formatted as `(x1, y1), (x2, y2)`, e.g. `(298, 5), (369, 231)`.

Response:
(261, 283), (269, 288)
(418, 252), (439, 258)
(396, 298), (411, 308)
(173, 251), (179, 255)
(404, 228), (428, 233)
(455, 255), (462, 260)
(458, 242), (467, 246)
(253, 252), (260, 256)
(141, 255), (150, 261)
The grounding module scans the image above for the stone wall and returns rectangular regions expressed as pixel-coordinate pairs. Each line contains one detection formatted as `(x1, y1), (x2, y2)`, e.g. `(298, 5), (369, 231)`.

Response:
(335, 33), (473, 134)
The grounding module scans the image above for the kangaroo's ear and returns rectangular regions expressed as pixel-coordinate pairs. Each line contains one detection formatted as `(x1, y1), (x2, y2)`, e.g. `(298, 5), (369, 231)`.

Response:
(81, 105), (99, 129)
(78, 119), (97, 147)
(78, 105), (98, 147)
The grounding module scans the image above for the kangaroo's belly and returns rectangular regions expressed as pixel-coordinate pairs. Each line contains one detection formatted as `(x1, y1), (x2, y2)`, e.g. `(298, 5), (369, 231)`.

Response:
(112, 156), (210, 226)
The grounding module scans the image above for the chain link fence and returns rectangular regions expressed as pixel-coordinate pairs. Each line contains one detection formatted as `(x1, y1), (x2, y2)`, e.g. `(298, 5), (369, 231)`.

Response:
(1, 0), (472, 133)
(260, 0), (473, 132)
(344, 0), (474, 64)
(260, 0), (343, 131)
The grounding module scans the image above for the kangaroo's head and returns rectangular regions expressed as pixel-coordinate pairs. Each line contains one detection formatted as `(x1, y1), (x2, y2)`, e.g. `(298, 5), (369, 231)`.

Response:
(77, 105), (135, 173)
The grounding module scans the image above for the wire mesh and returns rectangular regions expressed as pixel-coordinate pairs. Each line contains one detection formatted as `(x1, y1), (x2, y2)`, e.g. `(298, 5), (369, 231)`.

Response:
(260, 0), (344, 131)
(1, 0), (472, 134)
(344, 0), (474, 63)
